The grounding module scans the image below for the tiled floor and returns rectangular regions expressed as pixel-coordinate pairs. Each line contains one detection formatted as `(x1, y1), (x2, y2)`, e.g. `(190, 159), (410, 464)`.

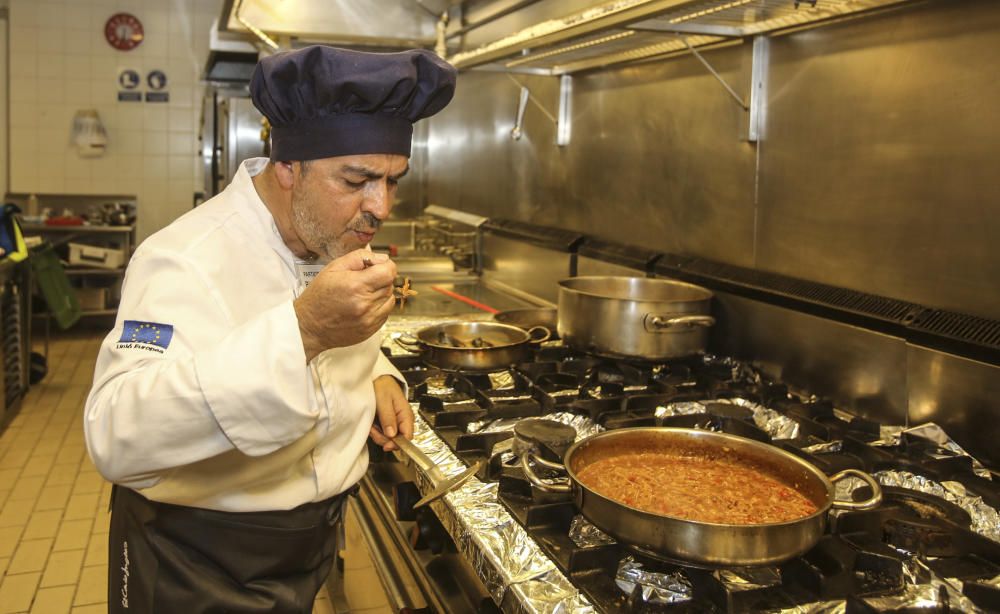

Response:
(0, 329), (337, 613)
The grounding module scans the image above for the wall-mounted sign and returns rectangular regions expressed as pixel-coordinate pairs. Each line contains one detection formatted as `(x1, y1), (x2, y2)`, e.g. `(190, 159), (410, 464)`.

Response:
(105, 13), (144, 51)
(118, 69), (140, 90)
(147, 70), (167, 91)
(145, 70), (169, 102)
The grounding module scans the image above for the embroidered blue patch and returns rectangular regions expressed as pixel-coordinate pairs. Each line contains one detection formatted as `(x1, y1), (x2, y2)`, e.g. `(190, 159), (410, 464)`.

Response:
(119, 320), (174, 350)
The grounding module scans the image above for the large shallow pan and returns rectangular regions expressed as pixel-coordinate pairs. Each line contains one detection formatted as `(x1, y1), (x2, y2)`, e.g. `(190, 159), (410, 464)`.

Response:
(558, 277), (715, 361)
(395, 321), (549, 372)
(523, 428), (882, 567)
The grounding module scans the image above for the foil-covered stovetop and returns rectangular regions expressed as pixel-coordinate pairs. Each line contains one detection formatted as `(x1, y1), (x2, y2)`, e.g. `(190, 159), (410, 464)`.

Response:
(380, 329), (1000, 613)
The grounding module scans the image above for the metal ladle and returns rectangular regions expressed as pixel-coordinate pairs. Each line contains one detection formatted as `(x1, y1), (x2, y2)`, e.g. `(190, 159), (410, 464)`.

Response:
(392, 436), (482, 508)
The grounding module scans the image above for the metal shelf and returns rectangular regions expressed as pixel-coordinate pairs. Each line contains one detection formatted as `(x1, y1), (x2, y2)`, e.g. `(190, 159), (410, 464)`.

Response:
(448, 0), (915, 74)
(64, 268), (124, 276)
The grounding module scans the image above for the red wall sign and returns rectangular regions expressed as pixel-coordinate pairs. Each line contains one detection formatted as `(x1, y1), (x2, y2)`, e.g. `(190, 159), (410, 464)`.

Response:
(105, 13), (144, 51)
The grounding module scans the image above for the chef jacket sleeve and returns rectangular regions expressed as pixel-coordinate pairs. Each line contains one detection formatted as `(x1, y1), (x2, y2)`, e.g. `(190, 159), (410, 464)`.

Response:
(84, 246), (322, 487)
(372, 348), (407, 397)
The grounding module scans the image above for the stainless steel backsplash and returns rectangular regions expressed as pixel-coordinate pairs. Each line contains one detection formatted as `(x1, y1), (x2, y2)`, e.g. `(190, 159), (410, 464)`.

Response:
(426, 0), (1000, 320)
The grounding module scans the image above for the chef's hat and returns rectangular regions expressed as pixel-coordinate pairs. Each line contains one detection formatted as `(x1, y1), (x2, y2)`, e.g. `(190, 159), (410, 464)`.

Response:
(250, 45), (457, 162)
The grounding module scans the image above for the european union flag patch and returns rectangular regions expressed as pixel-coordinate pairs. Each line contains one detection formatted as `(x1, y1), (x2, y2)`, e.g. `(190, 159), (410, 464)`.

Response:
(119, 320), (173, 351)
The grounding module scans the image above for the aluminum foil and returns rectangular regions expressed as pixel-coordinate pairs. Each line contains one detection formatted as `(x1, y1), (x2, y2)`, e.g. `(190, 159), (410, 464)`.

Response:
(902, 423), (993, 480)
(655, 398), (800, 440)
(870, 424), (905, 447)
(489, 370), (517, 390)
(801, 440), (843, 455)
(874, 470), (1000, 544)
(467, 411), (604, 441)
(765, 603), (845, 614)
(399, 412), (593, 611)
(615, 556), (693, 605)
(716, 567), (782, 592)
(568, 515), (616, 548)
(986, 572), (1000, 587)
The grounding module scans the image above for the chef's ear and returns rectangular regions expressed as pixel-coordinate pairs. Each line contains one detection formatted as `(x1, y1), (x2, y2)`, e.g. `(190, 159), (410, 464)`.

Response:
(272, 160), (297, 190)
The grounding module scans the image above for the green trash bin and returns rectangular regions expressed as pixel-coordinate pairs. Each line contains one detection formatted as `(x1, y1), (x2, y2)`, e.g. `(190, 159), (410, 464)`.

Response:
(30, 242), (81, 330)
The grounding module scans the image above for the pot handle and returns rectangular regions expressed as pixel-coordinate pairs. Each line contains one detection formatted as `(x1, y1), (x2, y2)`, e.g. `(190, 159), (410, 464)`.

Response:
(520, 453), (572, 493)
(829, 469), (883, 511)
(644, 314), (716, 332)
(392, 334), (422, 353)
(527, 326), (552, 344)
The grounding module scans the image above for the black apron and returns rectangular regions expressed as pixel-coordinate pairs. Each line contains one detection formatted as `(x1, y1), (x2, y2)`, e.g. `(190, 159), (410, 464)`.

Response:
(107, 486), (350, 613)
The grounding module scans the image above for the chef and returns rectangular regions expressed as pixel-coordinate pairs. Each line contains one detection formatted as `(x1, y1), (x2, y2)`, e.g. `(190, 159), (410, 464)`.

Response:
(83, 46), (456, 613)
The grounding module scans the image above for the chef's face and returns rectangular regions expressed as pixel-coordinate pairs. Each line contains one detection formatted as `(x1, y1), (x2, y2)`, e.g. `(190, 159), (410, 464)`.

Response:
(290, 154), (409, 260)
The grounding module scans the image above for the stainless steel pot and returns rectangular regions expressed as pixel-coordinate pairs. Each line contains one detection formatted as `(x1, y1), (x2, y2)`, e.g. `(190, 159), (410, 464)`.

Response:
(558, 277), (715, 361)
(522, 428), (882, 567)
(394, 321), (550, 372)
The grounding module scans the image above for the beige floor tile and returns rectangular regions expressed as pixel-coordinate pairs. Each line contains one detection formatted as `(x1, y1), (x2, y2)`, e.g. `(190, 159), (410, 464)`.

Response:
(46, 464), (82, 487)
(0, 489), (8, 510)
(83, 535), (107, 568)
(40, 549), (85, 588)
(0, 497), (34, 528)
(91, 511), (110, 535)
(64, 493), (100, 521)
(8, 538), (54, 574)
(35, 484), (73, 512)
(72, 565), (107, 606)
(53, 519), (92, 552)
(0, 448), (31, 470)
(53, 446), (84, 466)
(0, 525), (23, 558)
(0, 468), (19, 489)
(21, 455), (56, 479)
(71, 472), (105, 497)
(30, 584), (76, 614)
(0, 557), (8, 577)
(343, 565), (391, 611)
(22, 509), (63, 540)
(8, 475), (45, 503)
(0, 571), (41, 614)
(71, 605), (108, 614)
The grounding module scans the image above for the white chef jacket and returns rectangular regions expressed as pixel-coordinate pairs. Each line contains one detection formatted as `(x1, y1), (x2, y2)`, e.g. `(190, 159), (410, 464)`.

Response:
(83, 158), (404, 512)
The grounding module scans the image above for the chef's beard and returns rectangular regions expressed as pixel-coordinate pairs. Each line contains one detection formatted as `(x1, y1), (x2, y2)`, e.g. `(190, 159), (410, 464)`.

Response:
(290, 190), (383, 262)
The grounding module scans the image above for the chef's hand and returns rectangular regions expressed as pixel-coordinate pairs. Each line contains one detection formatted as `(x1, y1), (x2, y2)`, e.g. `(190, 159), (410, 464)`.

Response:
(370, 375), (413, 452)
(294, 249), (397, 362)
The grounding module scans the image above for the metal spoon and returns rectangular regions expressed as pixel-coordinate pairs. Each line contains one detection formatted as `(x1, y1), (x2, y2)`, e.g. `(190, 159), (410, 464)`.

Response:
(392, 436), (482, 508)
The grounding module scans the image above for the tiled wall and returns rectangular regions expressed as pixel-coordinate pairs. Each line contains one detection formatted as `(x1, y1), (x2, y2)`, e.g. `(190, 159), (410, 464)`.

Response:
(6, 0), (222, 241)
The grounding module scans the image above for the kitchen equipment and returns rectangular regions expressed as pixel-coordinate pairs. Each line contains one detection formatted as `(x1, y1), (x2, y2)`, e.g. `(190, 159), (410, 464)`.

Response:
(394, 321), (550, 372)
(558, 276), (715, 361)
(102, 202), (135, 226)
(494, 308), (559, 339)
(392, 436), (482, 508)
(521, 427), (882, 567)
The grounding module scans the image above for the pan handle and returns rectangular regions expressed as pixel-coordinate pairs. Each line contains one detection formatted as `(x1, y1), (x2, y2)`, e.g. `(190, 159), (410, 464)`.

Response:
(644, 314), (716, 332)
(392, 334), (422, 353)
(520, 453), (572, 493)
(829, 469), (883, 510)
(526, 326), (551, 344)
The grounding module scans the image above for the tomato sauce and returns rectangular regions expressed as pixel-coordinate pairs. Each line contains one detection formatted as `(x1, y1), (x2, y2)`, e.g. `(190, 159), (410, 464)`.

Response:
(575, 451), (819, 524)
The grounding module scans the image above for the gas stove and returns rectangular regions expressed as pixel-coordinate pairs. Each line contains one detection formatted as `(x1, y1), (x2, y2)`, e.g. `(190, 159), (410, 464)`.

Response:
(385, 342), (1000, 613)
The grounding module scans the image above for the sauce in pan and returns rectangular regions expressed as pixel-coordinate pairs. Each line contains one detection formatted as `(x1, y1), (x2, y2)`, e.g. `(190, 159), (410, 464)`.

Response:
(575, 451), (819, 524)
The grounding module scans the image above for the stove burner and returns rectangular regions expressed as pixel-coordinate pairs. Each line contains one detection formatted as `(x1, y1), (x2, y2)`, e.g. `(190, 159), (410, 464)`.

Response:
(512, 418), (577, 462)
(883, 486), (972, 527)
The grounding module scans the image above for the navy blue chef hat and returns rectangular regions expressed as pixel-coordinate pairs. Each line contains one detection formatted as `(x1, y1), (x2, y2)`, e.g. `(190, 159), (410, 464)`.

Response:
(250, 45), (457, 161)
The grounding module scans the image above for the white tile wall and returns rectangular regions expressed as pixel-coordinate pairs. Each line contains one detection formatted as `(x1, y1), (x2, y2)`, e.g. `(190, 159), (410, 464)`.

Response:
(7, 0), (223, 241)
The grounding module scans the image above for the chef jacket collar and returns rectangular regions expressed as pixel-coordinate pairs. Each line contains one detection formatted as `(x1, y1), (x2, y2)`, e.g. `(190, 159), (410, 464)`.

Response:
(234, 157), (305, 273)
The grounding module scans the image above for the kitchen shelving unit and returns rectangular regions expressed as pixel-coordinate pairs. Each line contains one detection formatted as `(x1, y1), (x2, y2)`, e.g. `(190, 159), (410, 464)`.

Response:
(22, 223), (136, 317)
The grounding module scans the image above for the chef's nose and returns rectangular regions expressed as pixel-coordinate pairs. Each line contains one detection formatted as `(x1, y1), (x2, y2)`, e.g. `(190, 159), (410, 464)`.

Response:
(363, 180), (391, 221)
